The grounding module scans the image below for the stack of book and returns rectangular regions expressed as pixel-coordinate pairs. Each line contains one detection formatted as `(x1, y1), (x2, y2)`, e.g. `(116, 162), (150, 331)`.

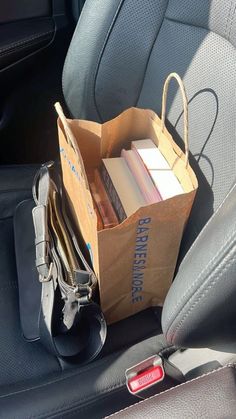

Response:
(89, 139), (184, 230)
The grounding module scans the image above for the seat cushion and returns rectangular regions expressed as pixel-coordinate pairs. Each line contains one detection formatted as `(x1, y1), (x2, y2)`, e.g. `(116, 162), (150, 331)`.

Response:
(0, 165), (60, 386)
(0, 165), (167, 418)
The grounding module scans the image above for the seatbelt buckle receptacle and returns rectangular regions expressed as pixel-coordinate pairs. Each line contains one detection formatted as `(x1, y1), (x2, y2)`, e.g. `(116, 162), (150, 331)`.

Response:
(125, 355), (165, 395)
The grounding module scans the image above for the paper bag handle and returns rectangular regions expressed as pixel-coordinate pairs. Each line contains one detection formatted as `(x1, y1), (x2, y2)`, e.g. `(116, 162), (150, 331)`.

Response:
(161, 73), (189, 167)
(54, 102), (89, 188)
(55, 102), (78, 151)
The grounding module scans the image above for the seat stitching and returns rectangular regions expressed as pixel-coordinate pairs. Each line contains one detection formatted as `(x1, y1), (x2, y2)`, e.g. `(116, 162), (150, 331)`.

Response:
(0, 165), (39, 170)
(172, 244), (236, 340)
(105, 364), (236, 418)
(0, 284), (18, 291)
(179, 182), (236, 265)
(62, 0), (89, 97)
(0, 357), (114, 399)
(228, 4), (236, 40)
(0, 339), (163, 415)
(93, 0), (125, 122)
(0, 216), (14, 221)
(225, 0), (234, 40)
(0, 31), (54, 54)
(167, 227), (236, 333)
(0, 343), (172, 418)
(93, 0), (170, 119)
(0, 35), (53, 59)
(30, 348), (178, 419)
(158, 345), (176, 358)
(165, 16), (209, 32)
(49, 389), (128, 419)
(135, 0), (170, 106)
(102, 332), (162, 358)
(31, 382), (126, 419)
(166, 219), (236, 333)
(0, 188), (31, 194)
(164, 183), (236, 330)
(0, 337), (159, 399)
(165, 15), (236, 49)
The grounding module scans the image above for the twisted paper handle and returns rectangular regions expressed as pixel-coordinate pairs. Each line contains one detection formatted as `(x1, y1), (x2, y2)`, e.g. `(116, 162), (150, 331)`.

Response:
(161, 73), (189, 167)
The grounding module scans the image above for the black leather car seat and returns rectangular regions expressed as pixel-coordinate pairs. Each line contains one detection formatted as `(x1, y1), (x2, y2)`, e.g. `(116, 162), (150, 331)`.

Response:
(1, 0), (236, 417)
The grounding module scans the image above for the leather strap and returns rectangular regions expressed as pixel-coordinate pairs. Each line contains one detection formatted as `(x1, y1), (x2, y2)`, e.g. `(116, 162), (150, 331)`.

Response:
(32, 164), (106, 363)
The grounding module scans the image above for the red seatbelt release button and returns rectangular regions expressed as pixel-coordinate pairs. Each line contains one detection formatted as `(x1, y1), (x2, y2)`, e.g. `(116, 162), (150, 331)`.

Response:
(125, 355), (165, 395)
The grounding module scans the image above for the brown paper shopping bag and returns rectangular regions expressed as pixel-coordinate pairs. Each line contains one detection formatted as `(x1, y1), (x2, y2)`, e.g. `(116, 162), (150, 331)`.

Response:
(55, 72), (198, 324)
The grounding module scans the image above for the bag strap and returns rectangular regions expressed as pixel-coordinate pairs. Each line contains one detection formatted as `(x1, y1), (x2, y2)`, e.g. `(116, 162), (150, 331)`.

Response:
(32, 165), (52, 282)
(32, 164), (106, 363)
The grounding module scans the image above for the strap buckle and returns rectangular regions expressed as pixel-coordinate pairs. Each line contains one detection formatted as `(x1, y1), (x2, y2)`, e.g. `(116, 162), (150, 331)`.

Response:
(74, 284), (92, 304)
(125, 355), (165, 395)
(39, 262), (54, 283)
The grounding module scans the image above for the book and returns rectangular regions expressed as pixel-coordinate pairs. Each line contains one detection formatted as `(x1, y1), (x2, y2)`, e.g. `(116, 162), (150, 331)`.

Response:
(101, 157), (146, 222)
(93, 204), (104, 231)
(121, 149), (162, 204)
(89, 169), (119, 229)
(132, 139), (184, 200)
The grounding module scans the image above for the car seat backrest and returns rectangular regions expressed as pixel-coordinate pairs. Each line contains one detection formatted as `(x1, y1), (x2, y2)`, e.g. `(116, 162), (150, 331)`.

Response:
(63, 0), (236, 349)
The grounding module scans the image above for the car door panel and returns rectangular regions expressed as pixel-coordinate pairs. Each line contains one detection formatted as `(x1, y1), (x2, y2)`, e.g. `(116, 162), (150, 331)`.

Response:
(0, 17), (55, 70)
(0, 0), (73, 74)
(0, 1), (78, 164)
(0, 0), (51, 24)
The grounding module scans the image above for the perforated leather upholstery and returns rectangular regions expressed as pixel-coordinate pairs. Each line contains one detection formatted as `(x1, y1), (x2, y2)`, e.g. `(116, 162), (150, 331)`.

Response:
(1, 1), (236, 417)
(64, 0), (236, 252)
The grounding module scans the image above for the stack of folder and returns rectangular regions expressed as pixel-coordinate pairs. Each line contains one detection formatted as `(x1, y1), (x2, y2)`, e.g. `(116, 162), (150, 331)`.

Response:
(88, 139), (184, 230)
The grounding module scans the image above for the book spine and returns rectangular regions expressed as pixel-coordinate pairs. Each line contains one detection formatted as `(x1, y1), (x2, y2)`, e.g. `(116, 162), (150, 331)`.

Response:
(122, 149), (162, 204)
(101, 163), (126, 222)
(94, 170), (119, 228)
